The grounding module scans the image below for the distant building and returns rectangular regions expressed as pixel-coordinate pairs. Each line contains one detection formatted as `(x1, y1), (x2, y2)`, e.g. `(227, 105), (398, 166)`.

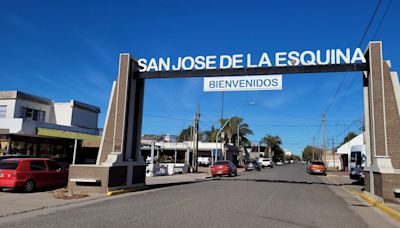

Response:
(0, 91), (101, 164)
(142, 134), (178, 142)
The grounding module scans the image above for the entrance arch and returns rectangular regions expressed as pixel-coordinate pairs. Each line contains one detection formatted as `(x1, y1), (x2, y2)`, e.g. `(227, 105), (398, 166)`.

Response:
(68, 41), (400, 202)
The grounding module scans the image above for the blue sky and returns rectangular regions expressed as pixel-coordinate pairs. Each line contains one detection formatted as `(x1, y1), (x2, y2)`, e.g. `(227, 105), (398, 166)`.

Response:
(1, 0), (399, 155)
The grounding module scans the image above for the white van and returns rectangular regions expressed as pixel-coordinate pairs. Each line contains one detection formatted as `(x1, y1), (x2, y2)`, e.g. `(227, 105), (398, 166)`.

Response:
(349, 145), (366, 181)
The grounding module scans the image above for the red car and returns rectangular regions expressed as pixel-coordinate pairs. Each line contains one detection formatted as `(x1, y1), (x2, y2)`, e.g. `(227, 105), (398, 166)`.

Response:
(0, 158), (68, 192)
(211, 160), (237, 177)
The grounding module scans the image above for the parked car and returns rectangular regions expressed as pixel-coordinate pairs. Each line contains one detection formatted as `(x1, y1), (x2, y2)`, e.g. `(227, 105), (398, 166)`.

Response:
(197, 157), (211, 167)
(210, 160), (237, 177)
(307, 160), (327, 175)
(245, 160), (261, 171)
(258, 158), (273, 168)
(0, 158), (68, 192)
(276, 161), (283, 166)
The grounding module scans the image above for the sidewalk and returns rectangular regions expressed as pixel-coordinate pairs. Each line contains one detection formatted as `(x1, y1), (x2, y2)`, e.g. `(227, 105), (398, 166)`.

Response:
(0, 190), (104, 217)
(0, 172), (210, 218)
(326, 170), (400, 222)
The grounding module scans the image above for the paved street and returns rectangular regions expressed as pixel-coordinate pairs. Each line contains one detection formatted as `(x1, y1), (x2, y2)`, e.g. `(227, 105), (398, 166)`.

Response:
(0, 163), (398, 228)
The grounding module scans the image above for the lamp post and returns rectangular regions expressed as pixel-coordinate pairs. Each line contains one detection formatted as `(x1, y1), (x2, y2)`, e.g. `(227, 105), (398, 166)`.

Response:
(214, 101), (255, 164)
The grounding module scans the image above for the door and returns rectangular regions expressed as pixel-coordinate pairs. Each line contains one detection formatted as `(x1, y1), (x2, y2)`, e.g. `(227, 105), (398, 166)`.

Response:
(46, 160), (67, 186)
(29, 160), (48, 188)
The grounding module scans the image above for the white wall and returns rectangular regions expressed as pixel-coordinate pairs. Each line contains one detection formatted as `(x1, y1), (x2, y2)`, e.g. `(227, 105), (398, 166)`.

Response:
(0, 118), (23, 133)
(0, 99), (16, 119)
(53, 103), (73, 126)
(336, 133), (364, 155)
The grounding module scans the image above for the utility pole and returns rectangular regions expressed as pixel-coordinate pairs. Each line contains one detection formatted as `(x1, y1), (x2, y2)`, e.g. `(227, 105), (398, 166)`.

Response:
(236, 125), (240, 148)
(312, 136), (315, 160)
(322, 112), (326, 164)
(237, 126), (241, 164)
(332, 136), (335, 169)
(192, 106), (200, 172)
(221, 92), (224, 124)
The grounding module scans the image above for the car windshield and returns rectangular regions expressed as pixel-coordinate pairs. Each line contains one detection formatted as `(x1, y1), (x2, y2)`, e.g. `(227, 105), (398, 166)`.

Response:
(312, 161), (324, 165)
(214, 161), (228, 165)
(0, 161), (20, 170)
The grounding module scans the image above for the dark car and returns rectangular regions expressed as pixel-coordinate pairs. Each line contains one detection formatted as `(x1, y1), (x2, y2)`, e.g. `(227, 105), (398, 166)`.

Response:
(0, 158), (68, 192)
(245, 160), (261, 171)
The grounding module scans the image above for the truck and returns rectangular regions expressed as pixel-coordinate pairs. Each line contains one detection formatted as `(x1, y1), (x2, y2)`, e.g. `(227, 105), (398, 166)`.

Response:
(349, 145), (366, 181)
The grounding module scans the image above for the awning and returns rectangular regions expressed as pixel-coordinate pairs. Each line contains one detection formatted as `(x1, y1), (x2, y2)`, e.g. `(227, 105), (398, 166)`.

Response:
(36, 128), (101, 141)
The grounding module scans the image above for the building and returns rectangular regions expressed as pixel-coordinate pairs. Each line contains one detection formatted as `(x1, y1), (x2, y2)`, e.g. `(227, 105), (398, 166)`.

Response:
(325, 149), (341, 170)
(336, 133), (364, 171)
(0, 91), (101, 164)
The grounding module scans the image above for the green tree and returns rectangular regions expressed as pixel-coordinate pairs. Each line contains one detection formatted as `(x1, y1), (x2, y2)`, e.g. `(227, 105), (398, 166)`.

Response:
(219, 117), (253, 145)
(302, 145), (322, 161)
(202, 125), (219, 142)
(261, 134), (283, 161)
(340, 131), (358, 146)
(177, 126), (192, 142)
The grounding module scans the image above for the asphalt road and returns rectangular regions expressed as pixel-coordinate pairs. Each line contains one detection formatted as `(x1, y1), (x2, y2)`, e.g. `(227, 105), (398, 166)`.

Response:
(1, 163), (397, 228)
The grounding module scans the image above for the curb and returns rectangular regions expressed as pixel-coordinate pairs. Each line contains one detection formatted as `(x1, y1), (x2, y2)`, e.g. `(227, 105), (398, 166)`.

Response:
(349, 189), (400, 223)
(107, 186), (149, 196)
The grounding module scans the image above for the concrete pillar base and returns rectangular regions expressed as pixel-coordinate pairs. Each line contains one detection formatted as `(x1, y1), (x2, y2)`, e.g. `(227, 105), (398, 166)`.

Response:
(364, 170), (400, 203)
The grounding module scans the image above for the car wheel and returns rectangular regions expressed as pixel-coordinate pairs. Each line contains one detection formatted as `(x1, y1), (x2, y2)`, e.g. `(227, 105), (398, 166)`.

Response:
(23, 180), (35, 193)
(219, 175), (222, 177)
(0, 188), (3, 192)
(228, 170), (233, 177)
(235, 171), (238, 176)
(212, 175), (217, 178)
(262, 165), (265, 168)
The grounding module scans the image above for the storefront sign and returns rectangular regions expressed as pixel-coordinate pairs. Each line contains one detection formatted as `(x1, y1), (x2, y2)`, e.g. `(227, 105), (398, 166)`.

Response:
(203, 75), (282, 92)
(138, 48), (366, 72)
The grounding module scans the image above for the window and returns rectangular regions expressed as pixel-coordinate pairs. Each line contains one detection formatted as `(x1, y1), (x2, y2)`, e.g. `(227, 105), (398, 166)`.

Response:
(30, 161), (47, 171)
(47, 161), (61, 171)
(0, 105), (6, 118)
(0, 161), (19, 170)
(19, 107), (46, 122)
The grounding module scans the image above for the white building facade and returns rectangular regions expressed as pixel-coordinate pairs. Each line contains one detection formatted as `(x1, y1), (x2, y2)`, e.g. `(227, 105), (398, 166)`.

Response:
(0, 91), (100, 163)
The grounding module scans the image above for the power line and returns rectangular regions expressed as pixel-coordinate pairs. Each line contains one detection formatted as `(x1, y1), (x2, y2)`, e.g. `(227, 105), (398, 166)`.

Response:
(323, 0), (383, 115)
(358, 0), (383, 47)
(372, 0), (392, 39)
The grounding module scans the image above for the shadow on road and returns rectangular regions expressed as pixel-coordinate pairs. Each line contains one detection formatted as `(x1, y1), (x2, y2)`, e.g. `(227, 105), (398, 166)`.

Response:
(210, 178), (351, 186)
(146, 181), (202, 190)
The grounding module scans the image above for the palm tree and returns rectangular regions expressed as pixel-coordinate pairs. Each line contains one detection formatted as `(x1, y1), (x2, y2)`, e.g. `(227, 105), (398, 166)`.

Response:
(177, 126), (193, 142)
(219, 117), (253, 145)
(202, 125), (219, 142)
(261, 134), (283, 160)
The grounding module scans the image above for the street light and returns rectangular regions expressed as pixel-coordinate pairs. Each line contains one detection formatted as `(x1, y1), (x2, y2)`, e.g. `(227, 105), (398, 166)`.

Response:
(214, 101), (256, 164)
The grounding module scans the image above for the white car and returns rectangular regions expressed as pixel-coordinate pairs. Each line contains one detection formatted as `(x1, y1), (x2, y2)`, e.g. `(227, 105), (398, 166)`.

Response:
(276, 161), (283, 166)
(197, 157), (211, 166)
(258, 158), (273, 168)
